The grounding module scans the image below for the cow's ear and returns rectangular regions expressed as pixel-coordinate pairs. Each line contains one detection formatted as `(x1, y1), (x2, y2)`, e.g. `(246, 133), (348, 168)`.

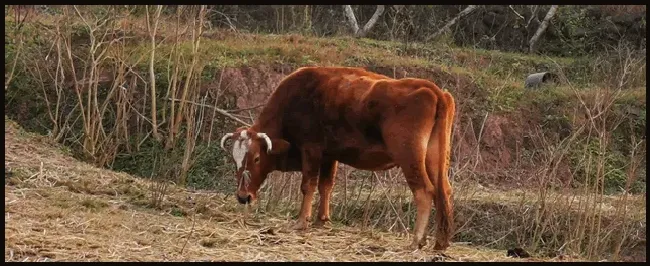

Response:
(269, 139), (290, 155)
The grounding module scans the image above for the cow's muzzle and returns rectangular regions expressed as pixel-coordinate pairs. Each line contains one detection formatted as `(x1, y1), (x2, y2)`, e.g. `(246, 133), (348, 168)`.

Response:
(236, 193), (252, 205)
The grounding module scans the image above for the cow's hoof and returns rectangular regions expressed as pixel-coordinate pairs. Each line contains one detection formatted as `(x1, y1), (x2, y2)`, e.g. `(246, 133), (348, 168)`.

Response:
(291, 220), (309, 231)
(405, 243), (419, 251)
(433, 241), (450, 251)
(431, 253), (453, 262)
(314, 219), (332, 229)
(406, 238), (427, 251)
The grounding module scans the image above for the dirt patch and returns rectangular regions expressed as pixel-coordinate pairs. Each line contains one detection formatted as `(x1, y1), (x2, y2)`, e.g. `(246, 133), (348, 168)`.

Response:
(480, 114), (514, 169)
(211, 64), (294, 112)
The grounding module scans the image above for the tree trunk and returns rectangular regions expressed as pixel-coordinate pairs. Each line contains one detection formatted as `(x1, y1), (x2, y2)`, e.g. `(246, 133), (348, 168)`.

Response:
(342, 5), (385, 38)
(303, 5), (311, 33)
(424, 5), (478, 42)
(528, 5), (559, 53)
(146, 5), (163, 142)
(343, 5), (360, 35)
(290, 5), (296, 30)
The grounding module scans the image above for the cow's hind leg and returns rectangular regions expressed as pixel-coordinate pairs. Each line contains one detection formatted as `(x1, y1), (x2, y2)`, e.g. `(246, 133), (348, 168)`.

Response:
(386, 132), (433, 250)
(383, 88), (438, 250)
(425, 146), (454, 250)
(315, 160), (338, 228)
(425, 91), (455, 251)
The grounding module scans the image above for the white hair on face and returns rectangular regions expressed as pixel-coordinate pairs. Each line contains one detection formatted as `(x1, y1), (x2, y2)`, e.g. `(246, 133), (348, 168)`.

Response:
(232, 140), (247, 170)
(231, 130), (274, 169)
(232, 130), (251, 170)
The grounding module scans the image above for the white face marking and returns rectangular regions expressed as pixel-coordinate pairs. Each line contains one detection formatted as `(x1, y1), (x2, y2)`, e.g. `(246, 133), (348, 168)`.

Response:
(232, 130), (252, 170)
(232, 140), (247, 169)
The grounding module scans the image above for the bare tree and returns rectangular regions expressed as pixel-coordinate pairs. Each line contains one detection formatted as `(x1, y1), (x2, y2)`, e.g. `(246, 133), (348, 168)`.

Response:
(424, 5), (478, 42)
(146, 5), (163, 141)
(526, 5), (541, 29)
(342, 5), (385, 38)
(528, 5), (559, 53)
(303, 5), (312, 33)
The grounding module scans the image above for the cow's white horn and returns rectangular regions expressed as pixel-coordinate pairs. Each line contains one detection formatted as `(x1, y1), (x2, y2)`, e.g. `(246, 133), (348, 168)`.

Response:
(220, 133), (234, 150)
(257, 133), (273, 153)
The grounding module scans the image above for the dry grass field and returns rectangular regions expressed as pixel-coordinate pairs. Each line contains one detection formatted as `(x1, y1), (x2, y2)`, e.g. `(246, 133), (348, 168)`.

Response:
(4, 118), (599, 262)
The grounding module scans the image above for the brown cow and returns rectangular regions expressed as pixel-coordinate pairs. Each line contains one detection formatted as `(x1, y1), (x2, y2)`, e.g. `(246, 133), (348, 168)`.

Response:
(220, 66), (455, 250)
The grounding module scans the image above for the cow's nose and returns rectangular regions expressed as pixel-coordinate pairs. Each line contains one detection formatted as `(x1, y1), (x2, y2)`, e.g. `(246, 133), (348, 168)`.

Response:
(236, 194), (251, 205)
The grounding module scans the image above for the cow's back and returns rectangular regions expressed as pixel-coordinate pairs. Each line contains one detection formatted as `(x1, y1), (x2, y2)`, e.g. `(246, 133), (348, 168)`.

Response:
(276, 67), (387, 142)
(257, 66), (441, 170)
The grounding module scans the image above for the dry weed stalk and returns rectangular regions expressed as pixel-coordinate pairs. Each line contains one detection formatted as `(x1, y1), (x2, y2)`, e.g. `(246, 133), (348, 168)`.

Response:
(164, 6), (186, 150)
(170, 5), (206, 144)
(5, 33), (23, 91)
(610, 137), (645, 261)
(145, 5), (164, 142)
(15, 5), (238, 193)
(535, 47), (645, 259)
(148, 155), (170, 209)
(178, 82), (206, 185)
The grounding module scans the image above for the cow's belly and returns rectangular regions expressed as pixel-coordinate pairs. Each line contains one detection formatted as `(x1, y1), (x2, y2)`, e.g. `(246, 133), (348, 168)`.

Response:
(331, 145), (396, 171)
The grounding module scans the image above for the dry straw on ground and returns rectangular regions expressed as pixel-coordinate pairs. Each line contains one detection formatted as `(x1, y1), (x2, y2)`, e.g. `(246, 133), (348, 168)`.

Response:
(4, 118), (586, 262)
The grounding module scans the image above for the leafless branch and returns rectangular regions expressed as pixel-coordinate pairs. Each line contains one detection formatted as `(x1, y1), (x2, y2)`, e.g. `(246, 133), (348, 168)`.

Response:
(168, 98), (251, 127)
(5, 35), (23, 90)
(425, 5), (479, 42)
(509, 5), (525, 20)
(529, 5), (559, 53)
(211, 9), (237, 32)
(526, 5), (540, 28)
(226, 103), (266, 113)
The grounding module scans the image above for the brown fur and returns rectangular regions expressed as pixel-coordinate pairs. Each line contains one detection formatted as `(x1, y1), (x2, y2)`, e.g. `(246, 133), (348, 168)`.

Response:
(221, 66), (456, 250)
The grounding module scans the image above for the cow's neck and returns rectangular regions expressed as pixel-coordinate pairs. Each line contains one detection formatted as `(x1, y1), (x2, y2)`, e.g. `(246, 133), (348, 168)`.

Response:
(250, 100), (285, 139)
(250, 113), (282, 139)
(250, 105), (296, 172)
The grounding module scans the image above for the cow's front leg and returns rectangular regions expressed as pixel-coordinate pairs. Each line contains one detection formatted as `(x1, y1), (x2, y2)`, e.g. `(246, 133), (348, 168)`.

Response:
(314, 160), (337, 228)
(292, 145), (322, 230)
(292, 173), (318, 230)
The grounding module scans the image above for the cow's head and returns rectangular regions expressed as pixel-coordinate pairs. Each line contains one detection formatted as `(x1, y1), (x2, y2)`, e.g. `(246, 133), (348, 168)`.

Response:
(220, 127), (290, 205)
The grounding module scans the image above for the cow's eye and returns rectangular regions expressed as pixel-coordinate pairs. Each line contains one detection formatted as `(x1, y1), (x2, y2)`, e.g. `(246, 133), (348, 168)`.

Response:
(254, 156), (260, 164)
